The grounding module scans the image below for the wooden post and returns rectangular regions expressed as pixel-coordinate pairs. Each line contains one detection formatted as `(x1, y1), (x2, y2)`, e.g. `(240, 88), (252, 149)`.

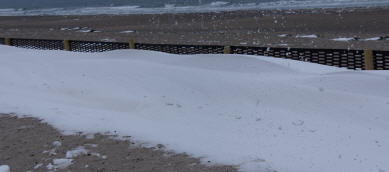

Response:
(5, 38), (11, 46)
(224, 46), (231, 54)
(64, 40), (71, 51)
(129, 38), (135, 49)
(364, 49), (374, 70)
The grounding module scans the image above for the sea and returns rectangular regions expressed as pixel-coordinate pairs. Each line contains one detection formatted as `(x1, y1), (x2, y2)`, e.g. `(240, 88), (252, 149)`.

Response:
(1, 0), (389, 16)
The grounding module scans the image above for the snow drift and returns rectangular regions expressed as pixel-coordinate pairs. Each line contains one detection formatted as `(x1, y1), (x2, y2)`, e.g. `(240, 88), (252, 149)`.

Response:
(0, 45), (388, 172)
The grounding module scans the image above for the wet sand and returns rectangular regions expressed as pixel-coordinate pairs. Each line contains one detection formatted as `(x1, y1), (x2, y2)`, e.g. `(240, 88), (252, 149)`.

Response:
(0, 114), (237, 172)
(1, 7), (389, 50)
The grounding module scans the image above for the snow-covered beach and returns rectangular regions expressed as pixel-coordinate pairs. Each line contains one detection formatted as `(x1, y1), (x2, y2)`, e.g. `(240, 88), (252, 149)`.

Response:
(1, 45), (388, 171)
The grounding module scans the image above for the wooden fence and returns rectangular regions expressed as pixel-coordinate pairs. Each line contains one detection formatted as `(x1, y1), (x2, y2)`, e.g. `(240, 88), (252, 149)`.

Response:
(1, 37), (388, 70)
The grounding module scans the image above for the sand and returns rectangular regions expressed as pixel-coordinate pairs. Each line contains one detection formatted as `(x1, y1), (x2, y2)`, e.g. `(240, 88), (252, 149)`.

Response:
(0, 7), (389, 50)
(0, 114), (237, 172)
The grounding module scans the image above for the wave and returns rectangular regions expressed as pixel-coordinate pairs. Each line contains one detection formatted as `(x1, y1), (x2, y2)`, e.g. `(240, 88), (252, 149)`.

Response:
(209, 1), (230, 6)
(1, 0), (389, 16)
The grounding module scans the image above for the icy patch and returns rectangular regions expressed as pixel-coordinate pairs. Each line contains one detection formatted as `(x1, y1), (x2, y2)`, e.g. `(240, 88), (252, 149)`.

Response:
(84, 143), (98, 148)
(66, 146), (88, 158)
(52, 141), (62, 147)
(0, 165), (10, 172)
(363, 37), (383, 41)
(296, 34), (318, 38)
(332, 37), (357, 41)
(43, 148), (57, 155)
(60, 27), (71, 31)
(101, 38), (117, 42)
(278, 34), (290, 37)
(120, 30), (135, 33)
(85, 133), (95, 139)
(77, 29), (93, 33)
(47, 159), (72, 170)
(33, 163), (43, 169)
(91, 152), (108, 159)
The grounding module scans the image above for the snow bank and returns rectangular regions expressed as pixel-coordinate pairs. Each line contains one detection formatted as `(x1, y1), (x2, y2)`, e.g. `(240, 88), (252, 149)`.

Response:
(0, 165), (10, 172)
(0, 45), (388, 172)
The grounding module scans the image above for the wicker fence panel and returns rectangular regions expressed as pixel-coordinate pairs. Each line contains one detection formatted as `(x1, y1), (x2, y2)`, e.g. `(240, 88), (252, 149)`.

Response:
(373, 51), (389, 70)
(0, 38), (5, 45)
(10, 38), (64, 50)
(135, 43), (225, 54)
(231, 46), (365, 70)
(2, 37), (389, 70)
(69, 41), (129, 52)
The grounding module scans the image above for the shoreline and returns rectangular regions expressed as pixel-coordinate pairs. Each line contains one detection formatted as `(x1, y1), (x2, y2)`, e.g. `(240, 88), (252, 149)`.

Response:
(1, 6), (389, 50)
(1, 3), (389, 16)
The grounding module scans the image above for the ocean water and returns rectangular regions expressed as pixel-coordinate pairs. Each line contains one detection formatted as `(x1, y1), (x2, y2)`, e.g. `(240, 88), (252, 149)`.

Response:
(1, 0), (389, 15)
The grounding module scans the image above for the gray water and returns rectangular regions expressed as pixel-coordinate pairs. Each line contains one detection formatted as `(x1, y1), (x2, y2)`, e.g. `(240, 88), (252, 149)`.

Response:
(2, 0), (265, 9)
(1, 0), (389, 15)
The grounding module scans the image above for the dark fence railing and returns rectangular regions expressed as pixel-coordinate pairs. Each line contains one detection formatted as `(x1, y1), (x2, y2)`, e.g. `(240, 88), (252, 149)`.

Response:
(10, 38), (65, 50)
(373, 51), (389, 70)
(69, 40), (129, 52)
(0, 38), (5, 45)
(1, 37), (388, 70)
(231, 46), (366, 70)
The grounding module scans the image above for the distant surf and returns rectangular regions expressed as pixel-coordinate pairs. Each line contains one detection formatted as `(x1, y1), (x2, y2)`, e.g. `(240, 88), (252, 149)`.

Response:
(1, 0), (389, 16)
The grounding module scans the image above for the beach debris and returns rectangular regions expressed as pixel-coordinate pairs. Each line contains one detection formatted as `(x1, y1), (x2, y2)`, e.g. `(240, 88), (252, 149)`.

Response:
(120, 30), (135, 33)
(296, 34), (318, 38)
(331, 37), (359, 42)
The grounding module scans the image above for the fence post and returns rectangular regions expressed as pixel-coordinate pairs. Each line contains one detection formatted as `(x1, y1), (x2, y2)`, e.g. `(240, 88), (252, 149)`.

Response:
(5, 38), (11, 46)
(64, 40), (71, 51)
(129, 38), (135, 49)
(224, 46), (231, 54)
(364, 49), (374, 70)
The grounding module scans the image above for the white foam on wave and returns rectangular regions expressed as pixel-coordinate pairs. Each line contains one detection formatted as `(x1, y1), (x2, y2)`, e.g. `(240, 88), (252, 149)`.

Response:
(210, 1), (230, 6)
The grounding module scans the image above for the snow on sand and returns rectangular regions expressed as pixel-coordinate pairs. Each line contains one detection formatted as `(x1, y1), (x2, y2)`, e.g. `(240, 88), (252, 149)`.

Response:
(0, 45), (388, 172)
(0, 165), (10, 172)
